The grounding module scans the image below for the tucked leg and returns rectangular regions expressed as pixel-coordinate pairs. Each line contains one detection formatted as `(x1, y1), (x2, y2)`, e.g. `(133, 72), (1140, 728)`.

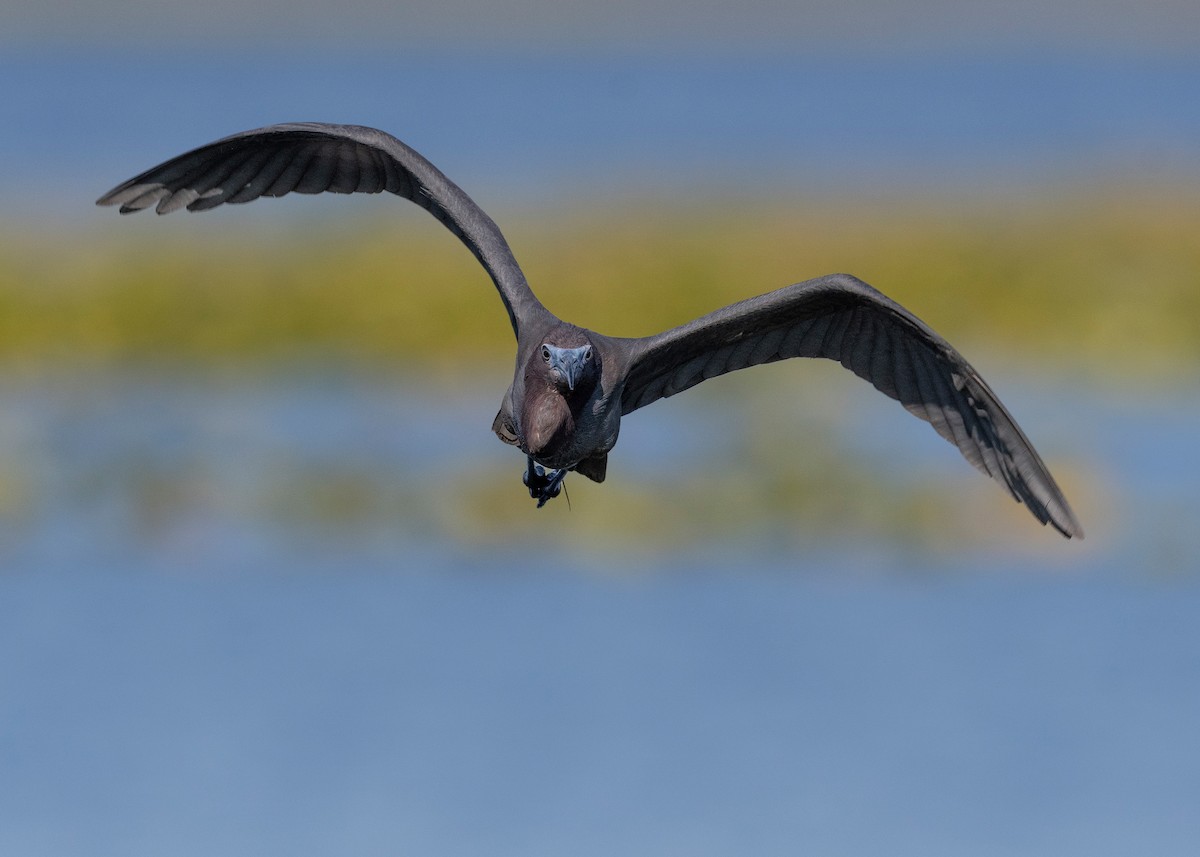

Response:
(522, 457), (568, 508)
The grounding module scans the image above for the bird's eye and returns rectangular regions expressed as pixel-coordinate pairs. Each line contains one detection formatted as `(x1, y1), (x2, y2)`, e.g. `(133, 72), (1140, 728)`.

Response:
(541, 345), (551, 362)
(583, 346), (593, 361)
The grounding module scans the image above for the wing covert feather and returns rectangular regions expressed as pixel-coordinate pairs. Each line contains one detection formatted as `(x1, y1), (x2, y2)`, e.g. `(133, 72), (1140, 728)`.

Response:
(97, 123), (546, 336)
(619, 273), (1082, 538)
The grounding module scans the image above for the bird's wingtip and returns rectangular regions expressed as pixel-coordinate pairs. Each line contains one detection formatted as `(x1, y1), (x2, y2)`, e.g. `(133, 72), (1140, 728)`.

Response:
(1053, 511), (1085, 540)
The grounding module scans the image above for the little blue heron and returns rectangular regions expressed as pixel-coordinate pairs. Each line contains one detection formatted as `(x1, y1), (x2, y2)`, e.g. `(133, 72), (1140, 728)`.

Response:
(98, 123), (1083, 538)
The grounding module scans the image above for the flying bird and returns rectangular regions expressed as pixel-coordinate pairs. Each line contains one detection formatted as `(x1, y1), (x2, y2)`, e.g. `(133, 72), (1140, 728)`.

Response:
(97, 123), (1083, 538)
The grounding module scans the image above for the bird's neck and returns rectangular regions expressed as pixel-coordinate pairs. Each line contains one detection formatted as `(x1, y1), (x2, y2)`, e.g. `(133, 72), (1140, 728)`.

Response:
(522, 388), (575, 457)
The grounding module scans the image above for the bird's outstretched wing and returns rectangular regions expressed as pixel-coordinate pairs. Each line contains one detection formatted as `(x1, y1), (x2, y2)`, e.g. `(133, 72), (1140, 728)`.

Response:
(96, 123), (546, 337)
(620, 273), (1082, 538)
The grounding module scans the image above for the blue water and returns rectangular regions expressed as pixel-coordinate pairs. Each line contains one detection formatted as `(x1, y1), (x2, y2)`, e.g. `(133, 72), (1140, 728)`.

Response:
(7, 49), (1200, 214)
(3, 563), (1199, 856)
(0, 368), (1197, 854)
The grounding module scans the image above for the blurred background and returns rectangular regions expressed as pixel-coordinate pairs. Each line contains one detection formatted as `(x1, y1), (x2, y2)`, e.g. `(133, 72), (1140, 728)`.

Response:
(3, 1), (1200, 854)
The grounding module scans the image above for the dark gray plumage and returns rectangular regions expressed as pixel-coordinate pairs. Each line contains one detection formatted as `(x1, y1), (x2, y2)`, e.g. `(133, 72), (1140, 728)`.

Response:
(97, 122), (1083, 538)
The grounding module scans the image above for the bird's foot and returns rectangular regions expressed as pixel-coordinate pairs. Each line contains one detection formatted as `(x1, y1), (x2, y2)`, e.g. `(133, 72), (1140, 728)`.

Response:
(523, 461), (568, 508)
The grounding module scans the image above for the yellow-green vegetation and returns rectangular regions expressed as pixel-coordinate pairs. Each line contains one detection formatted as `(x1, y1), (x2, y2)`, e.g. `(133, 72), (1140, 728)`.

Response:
(2, 188), (1198, 379)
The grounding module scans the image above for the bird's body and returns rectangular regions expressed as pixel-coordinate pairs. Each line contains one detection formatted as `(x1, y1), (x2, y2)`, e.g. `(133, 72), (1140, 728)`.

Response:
(98, 122), (1083, 538)
(496, 323), (622, 477)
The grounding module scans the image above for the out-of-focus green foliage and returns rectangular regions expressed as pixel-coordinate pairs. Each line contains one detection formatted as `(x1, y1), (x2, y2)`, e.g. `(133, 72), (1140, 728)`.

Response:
(2, 190), (1197, 379)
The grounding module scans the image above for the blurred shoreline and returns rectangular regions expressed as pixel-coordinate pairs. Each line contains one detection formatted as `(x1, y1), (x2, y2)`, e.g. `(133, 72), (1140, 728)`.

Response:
(3, 189), (1197, 384)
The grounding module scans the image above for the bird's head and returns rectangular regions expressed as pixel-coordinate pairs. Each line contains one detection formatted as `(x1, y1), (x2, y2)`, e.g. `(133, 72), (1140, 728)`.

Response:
(538, 340), (599, 395)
